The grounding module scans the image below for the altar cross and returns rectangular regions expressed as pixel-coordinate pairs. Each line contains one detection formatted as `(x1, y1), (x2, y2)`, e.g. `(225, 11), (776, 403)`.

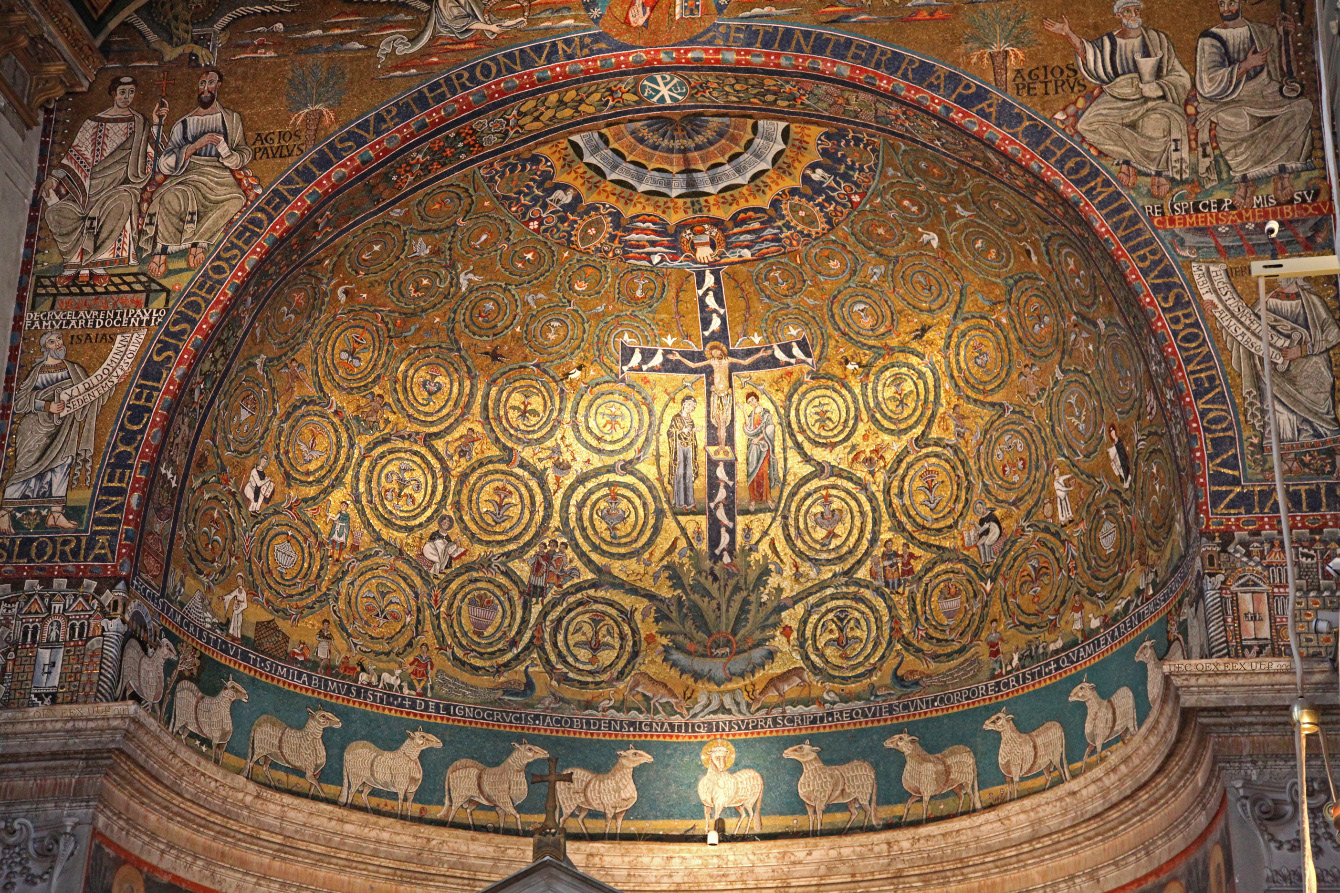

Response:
(530, 756), (574, 862)
(531, 756), (573, 833)
(620, 268), (812, 566)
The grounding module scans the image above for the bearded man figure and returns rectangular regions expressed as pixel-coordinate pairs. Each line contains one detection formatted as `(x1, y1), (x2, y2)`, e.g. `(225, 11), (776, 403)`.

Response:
(0, 332), (108, 533)
(1195, 0), (1313, 208)
(1044, 0), (1192, 198)
(141, 69), (254, 277)
(43, 76), (163, 286)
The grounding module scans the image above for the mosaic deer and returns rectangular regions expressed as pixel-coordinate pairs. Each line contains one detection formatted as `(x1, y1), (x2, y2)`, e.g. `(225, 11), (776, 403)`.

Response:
(170, 677), (248, 763)
(556, 747), (654, 838)
(438, 739), (549, 832)
(246, 708), (343, 798)
(782, 740), (878, 834)
(340, 728), (442, 816)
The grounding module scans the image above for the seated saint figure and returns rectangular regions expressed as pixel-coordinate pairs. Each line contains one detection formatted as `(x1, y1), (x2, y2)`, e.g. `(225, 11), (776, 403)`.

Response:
(1045, 0), (1192, 198)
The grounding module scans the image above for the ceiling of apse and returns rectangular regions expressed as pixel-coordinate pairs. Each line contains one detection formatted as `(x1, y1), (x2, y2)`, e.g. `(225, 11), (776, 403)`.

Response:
(136, 47), (1197, 836)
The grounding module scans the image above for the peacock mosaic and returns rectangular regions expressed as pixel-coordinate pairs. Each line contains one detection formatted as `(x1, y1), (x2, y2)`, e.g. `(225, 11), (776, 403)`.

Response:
(0, 0), (1333, 843)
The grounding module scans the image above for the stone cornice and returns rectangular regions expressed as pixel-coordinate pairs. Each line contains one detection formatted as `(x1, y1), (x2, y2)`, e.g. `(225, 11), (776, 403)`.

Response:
(0, 679), (1227, 893)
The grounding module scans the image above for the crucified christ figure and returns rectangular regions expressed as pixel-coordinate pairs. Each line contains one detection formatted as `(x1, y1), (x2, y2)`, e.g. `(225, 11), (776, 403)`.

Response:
(674, 342), (770, 448)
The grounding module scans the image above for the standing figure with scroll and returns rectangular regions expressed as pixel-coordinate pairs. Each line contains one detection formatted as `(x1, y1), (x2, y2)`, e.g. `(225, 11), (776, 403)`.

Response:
(1227, 277), (1340, 444)
(0, 332), (109, 532)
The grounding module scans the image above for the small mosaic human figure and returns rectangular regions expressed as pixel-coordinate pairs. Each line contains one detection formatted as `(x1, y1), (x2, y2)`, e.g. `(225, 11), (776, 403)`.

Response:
(871, 538), (900, 589)
(974, 501), (1004, 565)
(222, 573), (249, 639)
(986, 620), (1004, 675)
(528, 540), (556, 599)
(546, 542), (578, 590)
(422, 515), (466, 575)
(316, 618), (335, 674)
(1052, 464), (1076, 524)
(328, 500), (351, 559)
(1107, 425), (1133, 488)
(243, 454), (276, 514)
(407, 643), (434, 695)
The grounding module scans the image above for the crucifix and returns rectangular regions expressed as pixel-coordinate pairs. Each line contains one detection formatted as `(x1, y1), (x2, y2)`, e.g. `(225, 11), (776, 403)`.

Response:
(530, 756), (573, 862)
(620, 267), (813, 567)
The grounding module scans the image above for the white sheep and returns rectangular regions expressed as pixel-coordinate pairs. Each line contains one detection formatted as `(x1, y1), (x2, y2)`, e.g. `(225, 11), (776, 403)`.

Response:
(170, 677), (248, 763)
(982, 709), (1070, 800)
(883, 731), (979, 823)
(1068, 678), (1137, 771)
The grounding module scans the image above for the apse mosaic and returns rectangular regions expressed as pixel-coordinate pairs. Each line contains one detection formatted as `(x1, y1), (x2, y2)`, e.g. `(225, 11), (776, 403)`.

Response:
(0, 0), (1335, 840)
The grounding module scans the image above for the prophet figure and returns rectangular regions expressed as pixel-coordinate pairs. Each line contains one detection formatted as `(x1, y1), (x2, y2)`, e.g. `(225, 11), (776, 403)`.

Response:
(667, 395), (699, 510)
(141, 69), (254, 277)
(1044, 0), (1191, 197)
(1228, 277), (1340, 444)
(741, 392), (779, 505)
(42, 76), (163, 285)
(1195, 0), (1312, 207)
(0, 332), (108, 533)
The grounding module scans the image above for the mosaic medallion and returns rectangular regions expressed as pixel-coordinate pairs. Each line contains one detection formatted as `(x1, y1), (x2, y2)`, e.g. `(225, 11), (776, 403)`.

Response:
(389, 349), (474, 433)
(433, 568), (532, 673)
(561, 467), (664, 564)
(796, 581), (896, 683)
(276, 399), (354, 490)
(353, 440), (447, 534)
(781, 470), (878, 572)
(537, 588), (639, 687)
(886, 443), (972, 548)
(332, 558), (424, 657)
(249, 513), (328, 616)
(453, 456), (549, 558)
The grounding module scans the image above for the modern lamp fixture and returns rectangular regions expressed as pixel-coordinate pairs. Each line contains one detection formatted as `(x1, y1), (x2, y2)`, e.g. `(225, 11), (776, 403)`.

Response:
(706, 817), (725, 846)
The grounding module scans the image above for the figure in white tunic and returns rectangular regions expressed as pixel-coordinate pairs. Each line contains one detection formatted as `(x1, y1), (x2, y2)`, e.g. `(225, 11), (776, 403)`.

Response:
(1053, 465), (1076, 524)
(243, 454), (276, 513)
(223, 574), (249, 639)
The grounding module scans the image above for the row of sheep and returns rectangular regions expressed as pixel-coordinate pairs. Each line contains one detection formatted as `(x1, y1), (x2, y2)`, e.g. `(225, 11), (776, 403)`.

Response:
(139, 673), (1144, 835)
